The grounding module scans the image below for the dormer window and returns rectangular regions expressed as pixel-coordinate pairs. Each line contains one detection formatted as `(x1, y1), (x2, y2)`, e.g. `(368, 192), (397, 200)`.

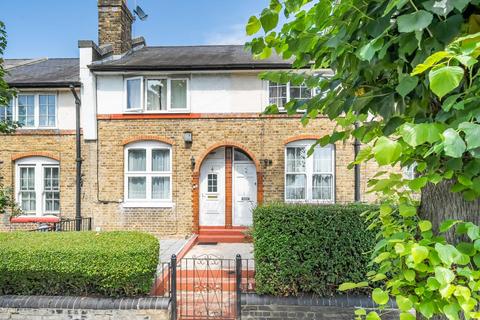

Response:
(125, 77), (189, 113)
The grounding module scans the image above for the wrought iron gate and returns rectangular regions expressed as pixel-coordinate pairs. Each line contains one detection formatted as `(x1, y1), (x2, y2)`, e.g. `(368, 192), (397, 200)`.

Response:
(171, 254), (242, 320)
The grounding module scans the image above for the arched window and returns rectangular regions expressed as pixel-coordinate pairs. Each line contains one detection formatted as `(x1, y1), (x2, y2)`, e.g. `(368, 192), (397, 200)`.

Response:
(15, 157), (60, 216)
(285, 140), (335, 203)
(124, 141), (172, 207)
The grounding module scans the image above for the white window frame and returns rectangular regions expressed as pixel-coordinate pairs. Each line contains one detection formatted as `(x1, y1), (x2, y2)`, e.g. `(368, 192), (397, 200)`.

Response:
(123, 140), (173, 208)
(15, 157), (60, 216)
(124, 76), (190, 113)
(284, 140), (335, 203)
(0, 99), (14, 122)
(268, 81), (314, 111)
(11, 93), (58, 129)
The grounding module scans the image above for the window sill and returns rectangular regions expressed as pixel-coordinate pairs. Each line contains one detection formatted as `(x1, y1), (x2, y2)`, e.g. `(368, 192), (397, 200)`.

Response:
(285, 200), (335, 205)
(122, 201), (174, 208)
(123, 110), (190, 114)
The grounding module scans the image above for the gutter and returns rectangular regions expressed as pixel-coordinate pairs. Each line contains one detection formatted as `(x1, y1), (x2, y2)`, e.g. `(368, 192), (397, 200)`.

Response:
(69, 85), (82, 231)
(8, 82), (81, 88)
(88, 64), (303, 72)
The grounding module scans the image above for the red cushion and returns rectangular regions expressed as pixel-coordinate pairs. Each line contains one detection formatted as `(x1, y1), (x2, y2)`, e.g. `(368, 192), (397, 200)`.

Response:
(10, 216), (61, 224)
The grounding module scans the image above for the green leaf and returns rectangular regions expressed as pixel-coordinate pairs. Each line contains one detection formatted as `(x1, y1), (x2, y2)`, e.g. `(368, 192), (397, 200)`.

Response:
(399, 123), (443, 147)
(373, 137), (402, 165)
(399, 203), (417, 217)
(459, 122), (480, 150)
(397, 10), (434, 33)
(399, 312), (415, 320)
(412, 51), (452, 75)
(443, 128), (466, 158)
(452, 0), (470, 11)
(419, 301), (435, 318)
(354, 309), (366, 316)
(397, 296), (413, 312)
(404, 269), (416, 282)
(338, 282), (357, 291)
(396, 75), (419, 97)
(260, 8), (278, 33)
(429, 66), (464, 99)
(408, 177), (428, 191)
(419, 220), (432, 232)
(366, 311), (381, 320)
(358, 38), (384, 62)
(443, 303), (460, 320)
(435, 266), (455, 284)
(412, 245), (429, 264)
(372, 288), (389, 305)
(440, 219), (461, 232)
(246, 16), (261, 35)
(435, 243), (462, 267)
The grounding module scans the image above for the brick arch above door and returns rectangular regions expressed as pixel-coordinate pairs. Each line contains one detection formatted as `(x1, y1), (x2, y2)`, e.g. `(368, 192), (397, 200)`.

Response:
(192, 141), (263, 234)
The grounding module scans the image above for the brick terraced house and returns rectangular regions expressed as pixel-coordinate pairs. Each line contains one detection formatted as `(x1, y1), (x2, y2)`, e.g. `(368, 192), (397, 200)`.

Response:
(0, 0), (380, 239)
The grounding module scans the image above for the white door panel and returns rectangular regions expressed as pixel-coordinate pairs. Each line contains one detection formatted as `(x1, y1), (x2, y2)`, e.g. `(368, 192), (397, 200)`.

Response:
(200, 158), (225, 226)
(233, 163), (257, 226)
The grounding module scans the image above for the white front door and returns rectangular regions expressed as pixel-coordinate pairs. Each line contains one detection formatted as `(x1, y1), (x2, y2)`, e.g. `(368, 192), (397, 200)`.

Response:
(200, 156), (225, 226)
(233, 163), (257, 226)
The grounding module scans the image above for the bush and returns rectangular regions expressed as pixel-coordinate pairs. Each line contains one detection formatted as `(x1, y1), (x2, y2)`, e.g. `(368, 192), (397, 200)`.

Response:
(0, 231), (159, 297)
(253, 203), (376, 296)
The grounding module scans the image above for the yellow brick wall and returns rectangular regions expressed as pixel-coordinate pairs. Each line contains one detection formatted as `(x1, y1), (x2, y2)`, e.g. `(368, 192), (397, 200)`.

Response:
(0, 117), (385, 236)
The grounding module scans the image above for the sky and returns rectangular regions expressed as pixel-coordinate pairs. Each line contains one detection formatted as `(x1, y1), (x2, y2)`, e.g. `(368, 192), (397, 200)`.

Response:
(0, 0), (269, 58)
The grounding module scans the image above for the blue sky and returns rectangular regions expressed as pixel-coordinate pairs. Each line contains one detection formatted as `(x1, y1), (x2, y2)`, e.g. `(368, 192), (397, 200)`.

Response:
(0, 0), (269, 58)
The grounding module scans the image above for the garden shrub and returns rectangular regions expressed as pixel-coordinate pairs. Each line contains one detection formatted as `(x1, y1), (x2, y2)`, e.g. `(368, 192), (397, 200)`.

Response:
(0, 231), (159, 297)
(253, 203), (376, 296)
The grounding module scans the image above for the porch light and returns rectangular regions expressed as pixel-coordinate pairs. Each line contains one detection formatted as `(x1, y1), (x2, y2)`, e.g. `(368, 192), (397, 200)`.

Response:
(183, 131), (193, 143)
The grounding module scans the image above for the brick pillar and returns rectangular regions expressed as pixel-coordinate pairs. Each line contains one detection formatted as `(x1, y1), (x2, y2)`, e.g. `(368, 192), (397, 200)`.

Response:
(225, 147), (233, 229)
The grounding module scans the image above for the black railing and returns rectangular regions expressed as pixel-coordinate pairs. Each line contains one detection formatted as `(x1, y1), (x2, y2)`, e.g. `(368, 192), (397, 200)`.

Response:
(32, 217), (93, 232)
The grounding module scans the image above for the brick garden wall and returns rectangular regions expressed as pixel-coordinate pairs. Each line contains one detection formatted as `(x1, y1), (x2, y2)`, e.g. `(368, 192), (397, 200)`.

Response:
(241, 294), (400, 320)
(0, 296), (169, 320)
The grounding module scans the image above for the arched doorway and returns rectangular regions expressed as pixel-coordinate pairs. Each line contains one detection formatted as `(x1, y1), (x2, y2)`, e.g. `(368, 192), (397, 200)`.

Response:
(192, 143), (263, 233)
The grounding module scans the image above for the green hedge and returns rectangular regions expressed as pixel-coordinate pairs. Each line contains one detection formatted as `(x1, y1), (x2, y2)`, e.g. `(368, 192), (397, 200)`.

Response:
(253, 203), (376, 296)
(0, 231), (159, 297)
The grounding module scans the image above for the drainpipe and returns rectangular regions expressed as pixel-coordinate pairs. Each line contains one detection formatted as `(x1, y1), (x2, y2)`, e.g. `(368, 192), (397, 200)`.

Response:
(354, 122), (361, 202)
(70, 85), (82, 231)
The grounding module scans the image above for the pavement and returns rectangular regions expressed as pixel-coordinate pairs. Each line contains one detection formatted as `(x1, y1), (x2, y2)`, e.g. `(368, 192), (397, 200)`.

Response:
(159, 237), (190, 263)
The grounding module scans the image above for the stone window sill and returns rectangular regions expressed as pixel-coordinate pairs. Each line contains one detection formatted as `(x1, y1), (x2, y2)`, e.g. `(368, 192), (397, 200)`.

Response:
(122, 201), (174, 208)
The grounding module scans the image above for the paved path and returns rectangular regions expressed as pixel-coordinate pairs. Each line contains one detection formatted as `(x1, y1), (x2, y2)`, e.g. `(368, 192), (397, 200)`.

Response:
(183, 242), (254, 260)
(159, 237), (189, 263)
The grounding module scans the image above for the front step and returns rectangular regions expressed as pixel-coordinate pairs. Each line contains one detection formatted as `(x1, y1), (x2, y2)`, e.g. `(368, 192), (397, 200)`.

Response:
(198, 227), (250, 243)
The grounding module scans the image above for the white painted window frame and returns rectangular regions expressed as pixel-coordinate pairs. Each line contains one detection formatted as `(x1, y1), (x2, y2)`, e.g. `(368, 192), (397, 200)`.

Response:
(13, 93), (58, 129)
(123, 140), (173, 208)
(15, 157), (60, 216)
(284, 140), (335, 204)
(124, 76), (190, 113)
(268, 81), (314, 111)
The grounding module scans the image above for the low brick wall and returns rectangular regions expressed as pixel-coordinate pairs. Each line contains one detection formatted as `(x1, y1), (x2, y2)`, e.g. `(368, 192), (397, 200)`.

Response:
(241, 294), (400, 320)
(0, 295), (170, 320)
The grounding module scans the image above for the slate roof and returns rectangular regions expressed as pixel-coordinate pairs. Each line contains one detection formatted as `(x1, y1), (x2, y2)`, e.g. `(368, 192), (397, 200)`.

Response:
(3, 58), (80, 88)
(89, 45), (294, 71)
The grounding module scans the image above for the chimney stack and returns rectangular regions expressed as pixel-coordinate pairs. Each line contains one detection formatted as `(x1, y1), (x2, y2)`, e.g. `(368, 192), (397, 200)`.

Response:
(98, 0), (134, 55)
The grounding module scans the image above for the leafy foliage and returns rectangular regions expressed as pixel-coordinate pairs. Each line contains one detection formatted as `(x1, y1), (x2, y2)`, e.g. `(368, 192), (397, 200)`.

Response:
(253, 203), (377, 296)
(0, 20), (16, 134)
(0, 231), (159, 297)
(247, 0), (480, 318)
